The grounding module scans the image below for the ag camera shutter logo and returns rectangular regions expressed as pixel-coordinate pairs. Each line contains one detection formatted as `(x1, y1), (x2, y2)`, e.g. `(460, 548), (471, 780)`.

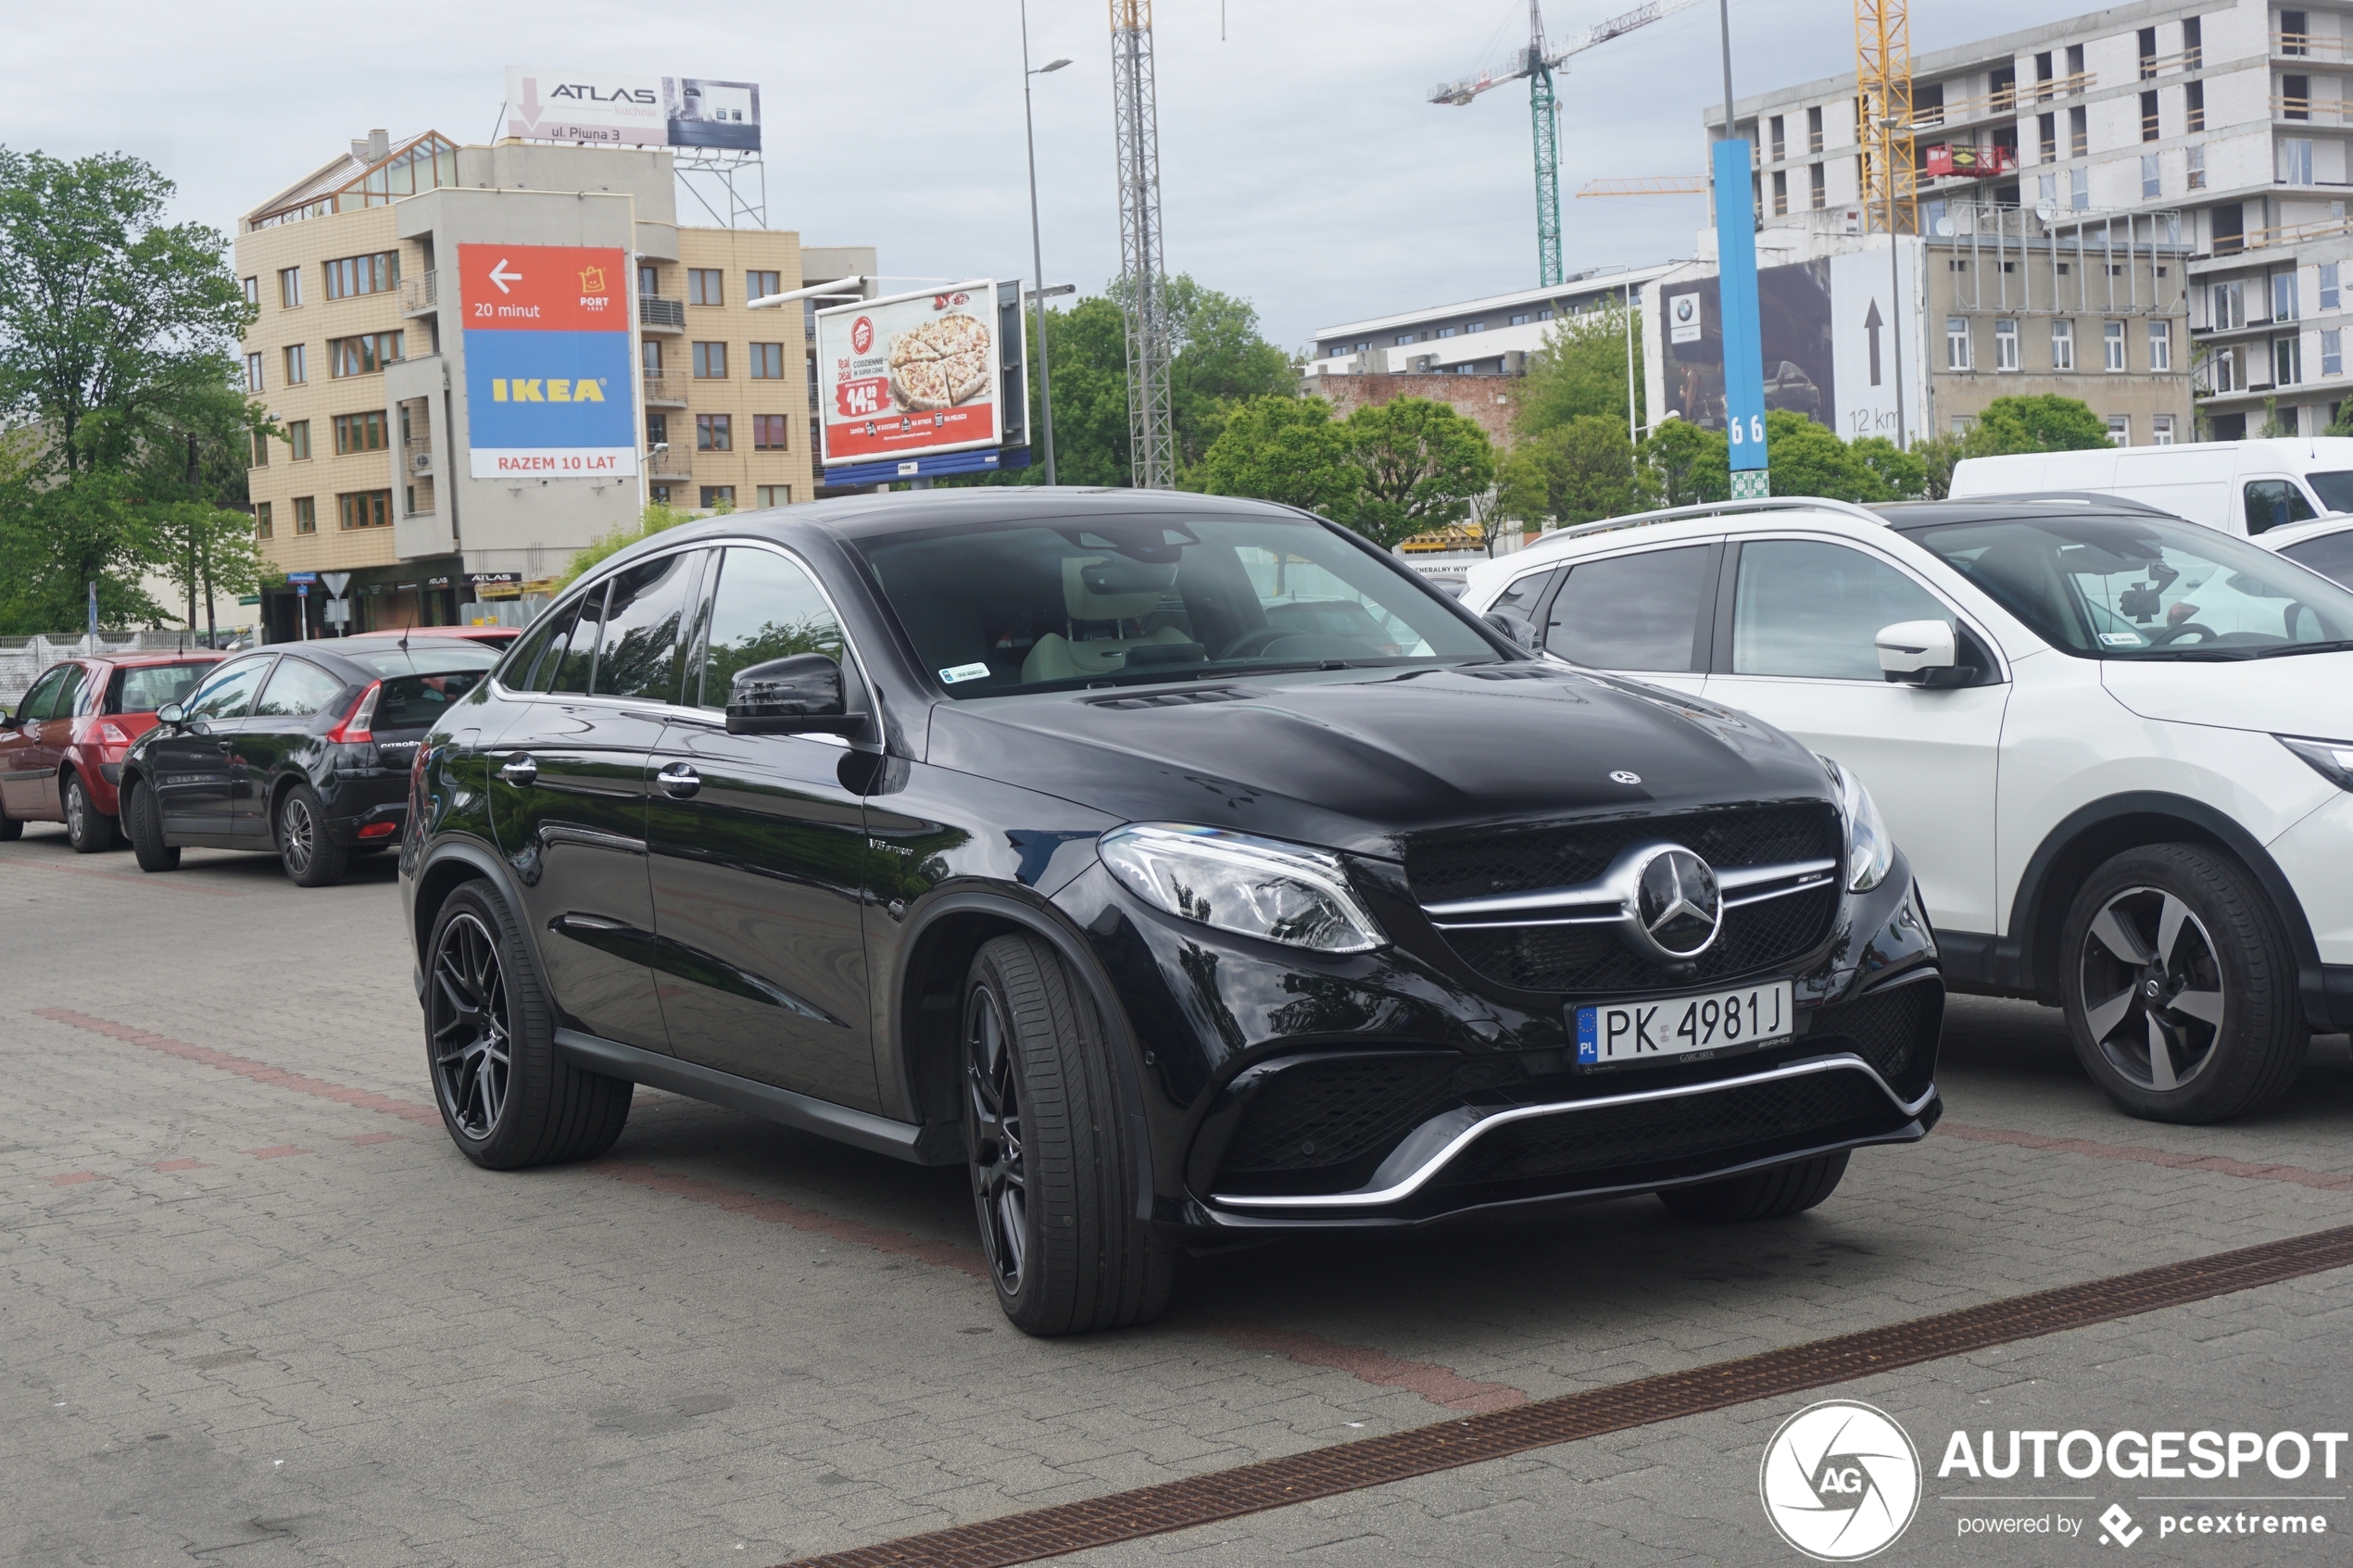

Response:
(1760, 1400), (1922, 1561)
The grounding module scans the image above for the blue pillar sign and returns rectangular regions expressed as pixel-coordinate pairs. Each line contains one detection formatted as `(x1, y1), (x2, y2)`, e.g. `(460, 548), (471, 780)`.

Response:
(1713, 137), (1769, 497)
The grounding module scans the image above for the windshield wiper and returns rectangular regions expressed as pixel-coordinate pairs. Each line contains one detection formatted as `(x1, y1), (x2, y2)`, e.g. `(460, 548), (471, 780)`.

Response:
(2119, 646), (2259, 660)
(2251, 638), (2353, 659)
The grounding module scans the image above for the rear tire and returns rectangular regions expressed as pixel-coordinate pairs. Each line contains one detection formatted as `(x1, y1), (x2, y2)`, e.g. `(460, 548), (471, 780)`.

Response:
(0, 799), (19, 841)
(963, 933), (1175, 1336)
(426, 880), (632, 1169)
(277, 784), (348, 887)
(63, 772), (117, 854)
(1659, 1150), (1849, 1223)
(121, 779), (179, 872)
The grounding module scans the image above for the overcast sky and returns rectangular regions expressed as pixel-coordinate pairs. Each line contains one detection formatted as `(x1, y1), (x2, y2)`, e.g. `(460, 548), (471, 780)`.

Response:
(8, 0), (2065, 352)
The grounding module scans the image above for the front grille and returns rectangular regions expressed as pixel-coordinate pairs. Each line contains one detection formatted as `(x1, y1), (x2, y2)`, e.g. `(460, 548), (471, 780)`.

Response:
(1219, 1055), (1459, 1174)
(1439, 885), (1836, 994)
(1433, 1069), (1898, 1188)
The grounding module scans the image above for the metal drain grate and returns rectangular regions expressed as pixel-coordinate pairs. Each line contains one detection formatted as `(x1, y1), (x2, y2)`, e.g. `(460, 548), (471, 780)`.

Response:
(782, 1223), (2353, 1568)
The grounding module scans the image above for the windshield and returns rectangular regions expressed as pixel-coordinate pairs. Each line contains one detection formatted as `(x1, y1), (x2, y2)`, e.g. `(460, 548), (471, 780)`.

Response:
(2307, 470), (2353, 514)
(856, 511), (1500, 696)
(1909, 512), (2353, 658)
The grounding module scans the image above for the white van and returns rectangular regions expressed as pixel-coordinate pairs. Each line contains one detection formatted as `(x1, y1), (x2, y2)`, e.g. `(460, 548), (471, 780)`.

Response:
(1948, 437), (2353, 536)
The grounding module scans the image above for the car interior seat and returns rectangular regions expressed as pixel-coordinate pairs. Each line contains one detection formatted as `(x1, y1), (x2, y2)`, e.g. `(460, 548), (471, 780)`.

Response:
(1022, 557), (1198, 683)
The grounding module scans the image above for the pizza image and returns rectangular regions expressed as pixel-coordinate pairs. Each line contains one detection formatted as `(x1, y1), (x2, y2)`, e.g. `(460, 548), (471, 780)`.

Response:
(887, 312), (992, 411)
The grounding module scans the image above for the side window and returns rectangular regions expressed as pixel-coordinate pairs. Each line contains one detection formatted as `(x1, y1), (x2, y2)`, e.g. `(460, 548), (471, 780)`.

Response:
(695, 547), (847, 709)
(46, 665), (90, 718)
(17, 665), (69, 721)
(2281, 532), (2353, 589)
(547, 583), (608, 695)
(1731, 540), (1953, 680)
(1544, 546), (1715, 671)
(1489, 568), (1557, 620)
(2245, 479), (2318, 535)
(503, 600), (577, 694)
(253, 658), (351, 718)
(591, 551), (702, 702)
(182, 657), (275, 722)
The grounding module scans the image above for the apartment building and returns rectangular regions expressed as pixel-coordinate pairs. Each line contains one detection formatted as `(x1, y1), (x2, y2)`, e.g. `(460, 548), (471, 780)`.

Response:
(1303, 268), (1681, 380)
(1722, 0), (2349, 441)
(235, 131), (871, 637)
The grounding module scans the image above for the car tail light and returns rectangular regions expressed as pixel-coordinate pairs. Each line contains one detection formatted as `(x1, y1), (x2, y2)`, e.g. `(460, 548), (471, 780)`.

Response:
(357, 820), (398, 839)
(329, 682), (382, 744)
(96, 722), (131, 746)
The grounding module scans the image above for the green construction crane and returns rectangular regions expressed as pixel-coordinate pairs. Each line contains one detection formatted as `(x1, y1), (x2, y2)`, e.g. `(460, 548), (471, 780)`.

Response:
(1431, 0), (1700, 287)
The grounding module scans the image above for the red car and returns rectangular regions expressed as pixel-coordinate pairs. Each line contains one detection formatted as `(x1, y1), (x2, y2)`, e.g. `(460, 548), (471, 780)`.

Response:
(0, 652), (224, 851)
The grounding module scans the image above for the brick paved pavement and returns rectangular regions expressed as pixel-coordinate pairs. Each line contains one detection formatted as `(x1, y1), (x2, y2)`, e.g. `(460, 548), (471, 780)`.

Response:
(6, 822), (2352, 1566)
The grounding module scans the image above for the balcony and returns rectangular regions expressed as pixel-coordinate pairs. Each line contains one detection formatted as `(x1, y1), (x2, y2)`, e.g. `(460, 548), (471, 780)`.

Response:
(403, 435), (434, 476)
(639, 295), (686, 333)
(641, 372), (688, 407)
(400, 271), (438, 318)
(646, 447), (692, 478)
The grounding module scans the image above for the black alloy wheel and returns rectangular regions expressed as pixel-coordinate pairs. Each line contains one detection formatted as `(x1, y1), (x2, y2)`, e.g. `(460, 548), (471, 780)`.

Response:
(432, 909), (514, 1142)
(278, 784), (348, 887)
(64, 772), (116, 854)
(964, 982), (1028, 1299)
(2060, 844), (2305, 1124)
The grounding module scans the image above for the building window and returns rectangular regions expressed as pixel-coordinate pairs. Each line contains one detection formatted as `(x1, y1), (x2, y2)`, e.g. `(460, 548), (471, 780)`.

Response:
(2327, 328), (2345, 377)
(1806, 105), (1823, 153)
(747, 270), (780, 302)
(249, 429), (269, 468)
(2187, 144), (2206, 190)
(241, 275), (259, 308)
(333, 411), (387, 454)
(2142, 154), (2160, 198)
(328, 332), (402, 377)
(321, 251), (398, 300)
(1508, 313), (1529, 325)
(2185, 80), (2205, 132)
(2139, 26), (2158, 78)
(1809, 162), (1825, 209)
(756, 484), (790, 508)
(255, 501), (273, 540)
(1537, 307), (1554, 320)
(283, 344), (307, 385)
(1995, 319), (2020, 370)
(2036, 111), (2057, 163)
(2326, 262), (2343, 311)
(699, 485), (736, 509)
(2150, 320), (2172, 370)
(2284, 72), (2311, 120)
(288, 420), (311, 460)
(2278, 336), (2302, 385)
(2154, 414), (2176, 445)
(2105, 320), (2128, 370)
(638, 264), (661, 297)
(2108, 414), (2131, 445)
(1394, 333), (1415, 345)
(2212, 346), (2240, 394)
(279, 267), (303, 308)
(752, 414), (788, 450)
(642, 341), (665, 378)
(245, 351), (264, 393)
(2183, 17), (2202, 69)
(646, 412), (668, 450)
(2141, 90), (2159, 141)
(748, 342), (786, 379)
(697, 412), (733, 451)
(293, 496), (317, 534)
(1767, 169), (1788, 215)
(336, 490), (391, 530)
(687, 269), (724, 306)
(648, 483), (674, 506)
(2066, 106), (2086, 159)
(2070, 167), (2089, 211)
(1768, 114), (1785, 160)
(2052, 319), (2075, 370)
(1436, 326), (1456, 338)
(2276, 271), (2301, 321)
(1467, 321), (1486, 333)
(2284, 139), (2315, 185)
(692, 341), (728, 379)
(1947, 317), (1972, 370)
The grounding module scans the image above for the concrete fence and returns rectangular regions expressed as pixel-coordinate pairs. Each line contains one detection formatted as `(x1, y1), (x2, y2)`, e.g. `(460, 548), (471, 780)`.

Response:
(0, 632), (214, 706)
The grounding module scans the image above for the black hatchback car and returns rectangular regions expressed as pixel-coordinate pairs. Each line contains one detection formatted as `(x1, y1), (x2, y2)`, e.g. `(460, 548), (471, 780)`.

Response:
(401, 491), (1944, 1335)
(120, 639), (501, 886)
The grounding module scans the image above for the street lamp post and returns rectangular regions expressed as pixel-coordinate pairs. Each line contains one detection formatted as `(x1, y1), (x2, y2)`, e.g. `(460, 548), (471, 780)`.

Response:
(1021, 2), (1070, 486)
(1879, 114), (1910, 451)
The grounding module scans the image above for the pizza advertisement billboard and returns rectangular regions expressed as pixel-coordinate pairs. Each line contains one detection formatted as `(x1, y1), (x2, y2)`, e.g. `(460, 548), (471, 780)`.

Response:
(459, 244), (638, 480)
(816, 282), (1010, 466)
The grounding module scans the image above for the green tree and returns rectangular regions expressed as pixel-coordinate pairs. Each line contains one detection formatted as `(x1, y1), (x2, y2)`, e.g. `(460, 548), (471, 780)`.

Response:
(1906, 433), (1968, 499)
(1500, 416), (1648, 526)
(1754, 409), (1898, 502)
(1163, 277), (1295, 469)
(1971, 394), (2111, 454)
(1197, 395), (1360, 518)
(1345, 396), (1497, 548)
(151, 502), (265, 634)
(1850, 435), (1928, 501)
(1639, 417), (1728, 507)
(1513, 300), (1644, 441)
(559, 502), (693, 587)
(0, 470), (169, 633)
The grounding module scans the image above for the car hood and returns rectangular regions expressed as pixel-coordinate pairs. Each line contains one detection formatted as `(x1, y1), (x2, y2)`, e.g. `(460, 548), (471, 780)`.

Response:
(2100, 650), (2353, 737)
(923, 665), (1836, 858)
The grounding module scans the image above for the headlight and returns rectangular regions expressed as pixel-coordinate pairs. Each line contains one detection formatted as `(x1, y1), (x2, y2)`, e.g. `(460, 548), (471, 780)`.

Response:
(2279, 734), (2353, 791)
(1818, 755), (1894, 893)
(1097, 822), (1388, 954)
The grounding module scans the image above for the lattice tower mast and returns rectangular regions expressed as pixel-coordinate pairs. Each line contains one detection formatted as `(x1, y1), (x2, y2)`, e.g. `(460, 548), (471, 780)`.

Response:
(1856, 0), (1917, 235)
(1527, 4), (1564, 286)
(1112, 0), (1174, 489)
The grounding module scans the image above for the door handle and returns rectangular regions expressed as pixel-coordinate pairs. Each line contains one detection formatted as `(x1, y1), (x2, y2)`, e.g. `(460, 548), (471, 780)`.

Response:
(656, 761), (701, 798)
(499, 755), (538, 787)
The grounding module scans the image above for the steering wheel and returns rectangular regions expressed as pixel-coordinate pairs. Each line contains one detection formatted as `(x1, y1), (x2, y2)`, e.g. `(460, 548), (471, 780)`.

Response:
(1217, 627), (1293, 661)
(2150, 621), (2220, 646)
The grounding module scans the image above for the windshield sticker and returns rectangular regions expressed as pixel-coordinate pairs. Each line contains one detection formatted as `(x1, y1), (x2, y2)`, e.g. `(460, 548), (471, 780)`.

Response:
(2099, 631), (2146, 646)
(937, 662), (993, 684)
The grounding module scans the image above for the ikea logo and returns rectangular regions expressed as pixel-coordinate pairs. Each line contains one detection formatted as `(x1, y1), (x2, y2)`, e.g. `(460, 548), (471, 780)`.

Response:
(491, 378), (608, 403)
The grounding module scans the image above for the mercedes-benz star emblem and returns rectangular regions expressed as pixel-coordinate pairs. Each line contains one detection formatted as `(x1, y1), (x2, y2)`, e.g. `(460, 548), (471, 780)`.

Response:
(1630, 846), (1722, 960)
(1609, 770), (1642, 785)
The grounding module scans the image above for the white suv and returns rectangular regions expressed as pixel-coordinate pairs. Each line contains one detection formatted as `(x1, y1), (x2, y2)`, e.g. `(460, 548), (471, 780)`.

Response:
(1463, 495), (2353, 1123)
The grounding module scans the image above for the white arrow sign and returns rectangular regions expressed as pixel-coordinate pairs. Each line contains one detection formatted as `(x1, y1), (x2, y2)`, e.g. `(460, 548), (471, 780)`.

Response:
(487, 258), (522, 295)
(321, 571), (351, 597)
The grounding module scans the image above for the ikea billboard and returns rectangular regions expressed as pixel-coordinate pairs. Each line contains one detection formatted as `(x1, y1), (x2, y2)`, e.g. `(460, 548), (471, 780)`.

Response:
(459, 244), (636, 479)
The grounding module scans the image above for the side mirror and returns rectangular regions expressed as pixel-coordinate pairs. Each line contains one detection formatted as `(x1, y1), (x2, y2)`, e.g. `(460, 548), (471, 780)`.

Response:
(156, 702), (186, 726)
(725, 654), (859, 734)
(1483, 609), (1539, 650)
(0, 709), (17, 730)
(1876, 620), (1975, 688)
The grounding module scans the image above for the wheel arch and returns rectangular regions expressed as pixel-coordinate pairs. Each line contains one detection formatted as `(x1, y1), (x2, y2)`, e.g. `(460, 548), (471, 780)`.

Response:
(2008, 792), (2321, 1012)
(409, 839), (545, 986)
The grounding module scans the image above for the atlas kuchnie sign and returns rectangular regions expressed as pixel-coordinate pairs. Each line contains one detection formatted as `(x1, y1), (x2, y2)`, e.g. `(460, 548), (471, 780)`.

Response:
(505, 69), (761, 150)
(459, 245), (636, 480)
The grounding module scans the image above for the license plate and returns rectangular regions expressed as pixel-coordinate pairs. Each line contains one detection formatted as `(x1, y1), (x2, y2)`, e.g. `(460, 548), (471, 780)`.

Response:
(1575, 980), (1793, 1069)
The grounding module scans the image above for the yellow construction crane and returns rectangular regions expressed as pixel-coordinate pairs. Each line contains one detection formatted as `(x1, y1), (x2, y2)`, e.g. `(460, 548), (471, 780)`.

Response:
(1856, 0), (1917, 235)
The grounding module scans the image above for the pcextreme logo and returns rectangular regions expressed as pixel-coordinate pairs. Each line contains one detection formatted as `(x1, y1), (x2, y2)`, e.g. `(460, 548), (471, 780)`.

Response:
(488, 379), (610, 403)
(1761, 1400), (1923, 1562)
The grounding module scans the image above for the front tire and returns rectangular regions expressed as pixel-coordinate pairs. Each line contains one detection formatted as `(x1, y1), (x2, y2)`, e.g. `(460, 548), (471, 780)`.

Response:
(1659, 1150), (1849, 1223)
(277, 784), (348, 887)
(121, 779), (179, 872)
(963, 934), (1174, 1336)
(426, 880), (632, 1169)
(2060, 844), (2304, 1124)
(64, 772), (117, 854)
